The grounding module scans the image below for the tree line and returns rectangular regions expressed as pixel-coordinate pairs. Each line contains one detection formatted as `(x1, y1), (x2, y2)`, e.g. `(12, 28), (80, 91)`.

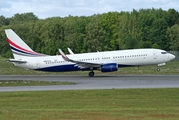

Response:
(0, 8), (179, 58)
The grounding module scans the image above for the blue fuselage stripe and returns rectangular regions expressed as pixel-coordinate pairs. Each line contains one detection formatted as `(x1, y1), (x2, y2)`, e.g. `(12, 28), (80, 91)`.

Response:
(35, 64), (92, 72)
(35, 64), (134, 72)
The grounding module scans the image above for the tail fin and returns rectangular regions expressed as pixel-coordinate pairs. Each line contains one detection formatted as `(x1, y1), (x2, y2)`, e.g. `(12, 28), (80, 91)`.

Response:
(5, 29), (45, 59)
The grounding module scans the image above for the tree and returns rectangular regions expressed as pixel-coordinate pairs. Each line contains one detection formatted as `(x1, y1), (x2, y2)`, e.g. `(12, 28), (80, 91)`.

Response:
(167, 9), (179, 27)
(150, 18), (169, 50)
(120, 35), (138, 49)
(167, 24), (179, 51)
(9, 12), (38, 24)
(0, 15), (9, 25)
(1, 9), (179, 58)
(100, 12), (120, 50)
(85, 15), (107, 52)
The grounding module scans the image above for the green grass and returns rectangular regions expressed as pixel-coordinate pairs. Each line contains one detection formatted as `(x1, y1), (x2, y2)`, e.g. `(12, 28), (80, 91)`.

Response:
(0, 80), (75, 86)
(0, 57), (179, 75)
(0, 88), (179, 120)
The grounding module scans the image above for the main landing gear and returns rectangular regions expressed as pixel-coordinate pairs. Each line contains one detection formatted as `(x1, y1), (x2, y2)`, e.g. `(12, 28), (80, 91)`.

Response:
(89, 71), (95, 77)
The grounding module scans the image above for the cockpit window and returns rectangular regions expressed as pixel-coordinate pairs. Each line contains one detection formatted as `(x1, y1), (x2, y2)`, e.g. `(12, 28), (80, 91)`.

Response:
(161, 52), (167, 54)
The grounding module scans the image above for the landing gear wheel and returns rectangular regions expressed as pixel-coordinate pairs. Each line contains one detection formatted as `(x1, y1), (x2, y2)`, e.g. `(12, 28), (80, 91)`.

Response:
(156, 68), (160, 71)
(89, 71), (94, 77)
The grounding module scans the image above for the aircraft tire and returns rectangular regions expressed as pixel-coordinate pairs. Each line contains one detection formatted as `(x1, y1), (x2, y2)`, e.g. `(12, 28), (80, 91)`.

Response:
(89, 71), (94, 77)
(156, 68), (160, 71)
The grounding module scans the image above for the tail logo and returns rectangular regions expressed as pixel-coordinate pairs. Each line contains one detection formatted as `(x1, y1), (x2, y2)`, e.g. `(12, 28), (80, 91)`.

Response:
(8, 38), (46, 57)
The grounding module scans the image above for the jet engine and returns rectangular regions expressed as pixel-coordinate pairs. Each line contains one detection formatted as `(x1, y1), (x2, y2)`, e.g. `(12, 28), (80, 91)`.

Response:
(101, 63), (118, 72)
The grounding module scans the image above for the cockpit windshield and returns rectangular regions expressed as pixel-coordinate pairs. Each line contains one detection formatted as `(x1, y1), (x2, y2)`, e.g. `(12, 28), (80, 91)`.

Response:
(161, 52), (167, 54)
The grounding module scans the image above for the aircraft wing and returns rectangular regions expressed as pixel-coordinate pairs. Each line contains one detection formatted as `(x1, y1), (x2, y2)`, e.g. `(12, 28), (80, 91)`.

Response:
(6, 59), (27, 63)
(59, 49), (101, 68)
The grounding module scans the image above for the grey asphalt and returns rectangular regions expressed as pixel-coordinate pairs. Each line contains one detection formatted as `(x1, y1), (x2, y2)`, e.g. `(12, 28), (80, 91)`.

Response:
(0, 75), (179, 92)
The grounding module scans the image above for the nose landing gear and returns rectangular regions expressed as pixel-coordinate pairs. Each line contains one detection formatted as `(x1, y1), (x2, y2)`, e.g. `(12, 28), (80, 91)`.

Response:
(156, 68), (160, 71)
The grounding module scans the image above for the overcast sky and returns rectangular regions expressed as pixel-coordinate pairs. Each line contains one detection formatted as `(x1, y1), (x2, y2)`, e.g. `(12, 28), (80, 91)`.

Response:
(0, 0), (179, 19)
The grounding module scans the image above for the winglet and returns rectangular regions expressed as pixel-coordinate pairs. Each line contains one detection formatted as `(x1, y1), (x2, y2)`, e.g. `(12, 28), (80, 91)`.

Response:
(59, 49), (69, 61)
(67, 48), (74, 55)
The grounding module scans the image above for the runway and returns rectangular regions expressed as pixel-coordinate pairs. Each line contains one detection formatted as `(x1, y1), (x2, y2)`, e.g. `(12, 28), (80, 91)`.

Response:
(0, 75), (179, 92)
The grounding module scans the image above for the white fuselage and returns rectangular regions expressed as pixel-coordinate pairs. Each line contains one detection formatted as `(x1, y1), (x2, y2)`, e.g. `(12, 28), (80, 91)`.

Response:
(13, 48), (175, 72)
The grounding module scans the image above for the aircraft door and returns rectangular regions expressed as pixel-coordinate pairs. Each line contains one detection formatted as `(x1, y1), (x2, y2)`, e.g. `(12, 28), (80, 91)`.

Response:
(153, 51), (157, 59)
(36, 60), (40, 68)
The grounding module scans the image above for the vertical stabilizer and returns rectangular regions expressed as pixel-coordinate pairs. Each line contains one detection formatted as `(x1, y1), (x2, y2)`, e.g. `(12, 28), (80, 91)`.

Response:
(5, 29), (45, 59)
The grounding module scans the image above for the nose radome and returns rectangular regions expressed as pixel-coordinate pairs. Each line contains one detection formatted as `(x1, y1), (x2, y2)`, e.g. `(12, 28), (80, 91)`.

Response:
(172, 54), (176, 59)
(170, 54), (175, 60)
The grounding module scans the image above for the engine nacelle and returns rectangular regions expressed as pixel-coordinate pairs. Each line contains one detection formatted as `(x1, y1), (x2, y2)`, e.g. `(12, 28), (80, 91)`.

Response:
(101, 63), (118, 72)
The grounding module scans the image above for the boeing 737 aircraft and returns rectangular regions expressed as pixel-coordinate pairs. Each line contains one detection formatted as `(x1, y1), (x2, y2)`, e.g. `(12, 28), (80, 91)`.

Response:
(5, 29), (175, 77)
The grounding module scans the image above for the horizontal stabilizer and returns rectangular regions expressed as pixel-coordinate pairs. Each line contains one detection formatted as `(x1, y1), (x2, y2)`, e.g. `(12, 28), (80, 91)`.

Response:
(6, 59), (27, 63)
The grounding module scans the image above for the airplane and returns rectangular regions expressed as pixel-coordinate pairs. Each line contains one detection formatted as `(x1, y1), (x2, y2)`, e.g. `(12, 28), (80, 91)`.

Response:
(5, 29), (175, 77)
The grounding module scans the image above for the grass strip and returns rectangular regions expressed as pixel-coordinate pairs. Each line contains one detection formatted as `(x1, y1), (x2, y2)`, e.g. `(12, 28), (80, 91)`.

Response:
(0, 88), (179, 120)
(0, 80), (75, 86)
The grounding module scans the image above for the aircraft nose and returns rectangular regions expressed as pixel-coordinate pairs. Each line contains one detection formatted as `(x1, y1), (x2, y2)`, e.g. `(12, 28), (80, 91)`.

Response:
(169, 54), (175, 60)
